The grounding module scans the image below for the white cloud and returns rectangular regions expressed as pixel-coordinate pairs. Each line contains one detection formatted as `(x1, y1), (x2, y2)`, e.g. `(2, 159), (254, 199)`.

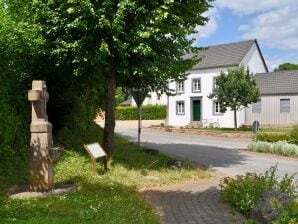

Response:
(215, 0), (296, 15)
(189, 8), (219, 45)
(265, 53), (298, 71)
(239, 7), (298, 51)
(215, 0), (298, 51)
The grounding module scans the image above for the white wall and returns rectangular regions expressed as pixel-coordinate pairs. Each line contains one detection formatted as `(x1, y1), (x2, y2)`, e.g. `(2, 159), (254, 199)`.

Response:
(246, 95), (298, 126)
(241, 42), (268, 74)
(168, 68), (245, 128)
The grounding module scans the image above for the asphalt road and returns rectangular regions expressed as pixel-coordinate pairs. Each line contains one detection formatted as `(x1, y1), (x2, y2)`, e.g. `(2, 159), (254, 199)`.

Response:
(114, 125), (298, 182)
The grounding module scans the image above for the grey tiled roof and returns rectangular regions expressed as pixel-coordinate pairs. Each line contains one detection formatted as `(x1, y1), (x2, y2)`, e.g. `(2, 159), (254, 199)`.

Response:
(119, 98), (132, 106)
(187, 39), (262, 70)
(255, 70), (298, 95)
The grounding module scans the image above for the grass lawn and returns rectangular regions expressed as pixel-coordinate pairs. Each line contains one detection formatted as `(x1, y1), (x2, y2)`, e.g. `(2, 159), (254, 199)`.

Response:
(0, 123), (210, 224)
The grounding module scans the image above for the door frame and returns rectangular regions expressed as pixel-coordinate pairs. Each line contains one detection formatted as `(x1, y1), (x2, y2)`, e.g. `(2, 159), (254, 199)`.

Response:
(190, 97), (202, 122)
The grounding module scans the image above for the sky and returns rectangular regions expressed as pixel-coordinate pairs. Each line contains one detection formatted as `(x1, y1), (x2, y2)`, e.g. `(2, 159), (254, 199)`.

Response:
(192, 0), (298, 71)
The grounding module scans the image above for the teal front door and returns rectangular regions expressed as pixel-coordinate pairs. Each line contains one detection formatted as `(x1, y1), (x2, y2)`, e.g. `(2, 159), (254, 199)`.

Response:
(193, 100), (201, 121)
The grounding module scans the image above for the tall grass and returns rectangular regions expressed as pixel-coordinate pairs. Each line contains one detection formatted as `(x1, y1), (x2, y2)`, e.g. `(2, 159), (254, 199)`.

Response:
(248, 141), (298, 157)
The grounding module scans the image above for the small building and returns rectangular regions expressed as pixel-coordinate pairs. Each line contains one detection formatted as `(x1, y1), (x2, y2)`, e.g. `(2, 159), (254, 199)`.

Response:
(245, 70), (298, 126)
(131, 92), (168, 107)
(119, 98), (133, 107)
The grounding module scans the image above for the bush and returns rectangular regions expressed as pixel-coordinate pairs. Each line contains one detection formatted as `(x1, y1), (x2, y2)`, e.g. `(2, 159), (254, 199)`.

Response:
(272, 201), (298, 224)
(248, 141), (298, 157)
(115, 105), (167, 120)
(289, 124), (298, 145)
(0, 70), (30, 184)
(256, 133), (291, 143)
(220, 165), (296, 214)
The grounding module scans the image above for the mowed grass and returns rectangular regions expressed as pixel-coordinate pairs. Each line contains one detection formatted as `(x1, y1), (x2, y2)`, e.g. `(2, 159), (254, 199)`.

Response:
(0, 123), (210, 224)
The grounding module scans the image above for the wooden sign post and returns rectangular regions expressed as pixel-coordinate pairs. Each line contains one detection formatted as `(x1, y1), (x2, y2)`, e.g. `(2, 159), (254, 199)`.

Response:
(84, 143), (108, 174)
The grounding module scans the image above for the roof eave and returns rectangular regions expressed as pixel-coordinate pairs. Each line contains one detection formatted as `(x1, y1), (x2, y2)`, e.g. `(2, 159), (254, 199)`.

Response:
(191, 64), (239, 71)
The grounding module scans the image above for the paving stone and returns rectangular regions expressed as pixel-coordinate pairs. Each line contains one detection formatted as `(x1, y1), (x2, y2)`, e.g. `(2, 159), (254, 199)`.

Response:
(141, 178), (246, 224)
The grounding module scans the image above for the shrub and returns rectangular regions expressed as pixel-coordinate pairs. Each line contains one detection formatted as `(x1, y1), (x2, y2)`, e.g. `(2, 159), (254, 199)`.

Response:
(256, 133), (291, 143)
(289, 124), (298, 145)
(220, 165), (296, 214)
(115, 105), (167, 120)
(272, 201), (298, 224)
(248, 141), (298, 157)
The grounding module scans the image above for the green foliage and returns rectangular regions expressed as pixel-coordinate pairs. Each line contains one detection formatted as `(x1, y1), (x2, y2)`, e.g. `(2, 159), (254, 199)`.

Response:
(209, 66), (260, 129)
(0, 0), (104, 181)
(4, 0), (213, 154)
(0, 9), (32, 183)
(289, 124), (298, 145)
(248, 141), (298, 157)
(115, 105), (166, 120)
(256, 133), (291, 143)
(274, 63), (298, 72)
(220, 165), (296, 214)
(272, 202), (298, 224)
(115, 87), (129, 106)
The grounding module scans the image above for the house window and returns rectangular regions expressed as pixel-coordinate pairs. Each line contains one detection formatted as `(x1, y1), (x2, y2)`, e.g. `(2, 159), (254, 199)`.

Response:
(213, 101), (222, 115)
(280, 99), (290, 113)
(252, 100), (261, 113)
(192, 78), (201, 92)
(176, 81), (184, 94)
(176, 101), (185, 115)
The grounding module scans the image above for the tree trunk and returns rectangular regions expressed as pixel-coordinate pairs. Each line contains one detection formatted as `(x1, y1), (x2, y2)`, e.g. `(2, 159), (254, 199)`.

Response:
(103, 66), (116, 158)
(233, 109), (237, 130)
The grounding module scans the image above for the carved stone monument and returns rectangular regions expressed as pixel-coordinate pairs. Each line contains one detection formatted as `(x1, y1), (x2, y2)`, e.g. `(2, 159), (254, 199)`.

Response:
(28, 80), (60, 192)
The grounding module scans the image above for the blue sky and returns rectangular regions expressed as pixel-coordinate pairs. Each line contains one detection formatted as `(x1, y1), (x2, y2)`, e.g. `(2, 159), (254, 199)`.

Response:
(193, 0), (298, 71)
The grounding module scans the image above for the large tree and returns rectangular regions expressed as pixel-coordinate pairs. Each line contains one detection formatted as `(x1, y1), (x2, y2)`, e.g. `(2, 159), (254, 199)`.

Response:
(209, 66), (260, 130)
(274, 63), (298, 71)
(4, 0), (212, 157)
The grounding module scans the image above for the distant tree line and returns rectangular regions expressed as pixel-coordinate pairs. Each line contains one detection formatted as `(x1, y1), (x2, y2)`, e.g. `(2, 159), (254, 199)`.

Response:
(274, 63), (298, 71)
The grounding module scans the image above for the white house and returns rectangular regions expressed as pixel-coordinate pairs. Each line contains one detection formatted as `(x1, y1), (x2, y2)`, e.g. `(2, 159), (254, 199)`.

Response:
(167, 39), (268, 128)
(246, 70), (298, 126)
(131, 91), (168, 107)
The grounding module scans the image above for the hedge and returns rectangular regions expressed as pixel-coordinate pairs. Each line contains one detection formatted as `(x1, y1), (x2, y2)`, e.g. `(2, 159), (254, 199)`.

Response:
(115, 105), (167, 120)
(255, 133), (291, 143)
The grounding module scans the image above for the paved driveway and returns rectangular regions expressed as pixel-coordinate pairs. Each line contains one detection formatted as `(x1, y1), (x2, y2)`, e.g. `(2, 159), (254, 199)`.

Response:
(97, 121), (298, 223)
(109, 121), (298, 179)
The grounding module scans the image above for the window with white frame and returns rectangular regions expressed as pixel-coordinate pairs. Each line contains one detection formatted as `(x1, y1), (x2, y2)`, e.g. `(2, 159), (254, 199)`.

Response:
(213, 101), (222, 114)
(176, 101), (185, 115)
(252, 100), (261, 113)
(280, 99), (290, 113)
(192, 78), (201, 92)
(176, 81), (184, 93)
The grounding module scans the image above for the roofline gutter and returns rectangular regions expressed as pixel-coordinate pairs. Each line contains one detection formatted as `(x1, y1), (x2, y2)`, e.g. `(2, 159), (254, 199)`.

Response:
(260, 93), (298, 96)
(190, 64), (239, 71)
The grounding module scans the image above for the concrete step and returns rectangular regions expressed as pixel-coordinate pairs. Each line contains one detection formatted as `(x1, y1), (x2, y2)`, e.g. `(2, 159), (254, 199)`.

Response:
(185, 121), (202, 129)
